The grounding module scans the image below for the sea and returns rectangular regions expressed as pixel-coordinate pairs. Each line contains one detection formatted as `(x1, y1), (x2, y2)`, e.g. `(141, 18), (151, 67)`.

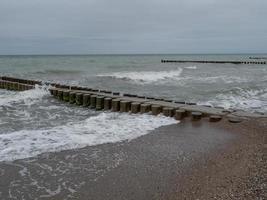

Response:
(0, 54), (266, 162)
(0, 54), (266, 199)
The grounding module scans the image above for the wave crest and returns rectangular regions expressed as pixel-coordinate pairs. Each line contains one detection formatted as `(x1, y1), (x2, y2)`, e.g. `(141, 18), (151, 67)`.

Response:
(97, 68), (183, 84)
(199, 87), (267, 112)
(0, 113), (177, 161)
(0, 85), (50, 106)
(184, 66), (197, 70)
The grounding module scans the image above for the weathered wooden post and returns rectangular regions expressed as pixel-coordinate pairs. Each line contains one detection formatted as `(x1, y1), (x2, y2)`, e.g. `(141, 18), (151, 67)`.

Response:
(191, 112), (202, 121)
(131, 102), (140, 113)
(163, 107), (174, 117)
(52, 88), (58, 96)
(120, 101), (131, 112)
(175, 109), (186, 120)
(63, 91), (70, 102)
(75, 93), (83, 105)
(104, 97), (112, 110)
(140, 104), (151, 113)
(83, 94), (90, 107)
(90, 95), (97, 109)
(112, 99), (120, 112)
(57, 90), (64, 100)
(69, 92), (76, 104)
(96, 96), (104, 110)
(151, 105), (162, 115)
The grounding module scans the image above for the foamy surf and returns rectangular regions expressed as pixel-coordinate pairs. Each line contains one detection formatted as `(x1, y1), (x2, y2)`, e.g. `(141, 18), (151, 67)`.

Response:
(97, 68), (183, 84)
(0, 85), (50, 106)
(0, 112), (177, 162)
(97, 68), (251, 85)
(184, 66), (197, 69)
(199, 88), (267, 112)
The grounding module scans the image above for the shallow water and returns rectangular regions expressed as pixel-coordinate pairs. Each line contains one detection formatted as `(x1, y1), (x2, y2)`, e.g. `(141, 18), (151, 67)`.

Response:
(0, 86), (176, 162)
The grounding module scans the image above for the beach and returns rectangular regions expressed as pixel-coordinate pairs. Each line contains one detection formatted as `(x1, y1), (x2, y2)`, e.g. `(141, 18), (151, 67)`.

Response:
(1, 0), (267, 198)
(0, 117), (266, 199)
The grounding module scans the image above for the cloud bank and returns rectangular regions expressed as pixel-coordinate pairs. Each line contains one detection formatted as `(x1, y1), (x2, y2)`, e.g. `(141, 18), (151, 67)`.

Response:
(0, 0), (266, 54)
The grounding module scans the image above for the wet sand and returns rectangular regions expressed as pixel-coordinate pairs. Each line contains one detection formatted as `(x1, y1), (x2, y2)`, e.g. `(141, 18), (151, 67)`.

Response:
(173, 118), (267, 200)
(0, 118), (266, 199)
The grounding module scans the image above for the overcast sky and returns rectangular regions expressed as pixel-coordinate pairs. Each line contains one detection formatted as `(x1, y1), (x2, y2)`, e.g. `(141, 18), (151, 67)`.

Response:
(0, 0), (267, 55)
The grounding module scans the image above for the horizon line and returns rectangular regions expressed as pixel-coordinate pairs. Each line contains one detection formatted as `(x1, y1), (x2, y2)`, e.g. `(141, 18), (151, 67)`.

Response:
(1, 53), (267, 56)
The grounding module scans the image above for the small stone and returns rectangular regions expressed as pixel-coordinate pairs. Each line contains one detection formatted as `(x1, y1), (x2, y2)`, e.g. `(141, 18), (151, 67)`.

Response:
(209, 115), (222, 122)
(228, 118), (243, 123)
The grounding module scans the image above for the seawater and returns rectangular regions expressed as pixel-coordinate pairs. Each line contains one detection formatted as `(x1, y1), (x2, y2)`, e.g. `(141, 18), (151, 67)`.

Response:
(0, 54), (266, 161)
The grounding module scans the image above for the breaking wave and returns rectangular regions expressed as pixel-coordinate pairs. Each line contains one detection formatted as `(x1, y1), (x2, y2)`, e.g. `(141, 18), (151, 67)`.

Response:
(97, 68), (183, 84)
(0, 85), (50, 107)
(97, 68), (253, 85)
(184, 66), (197, 70)
(0, 112), (177, 162)
(199, 87), (267, 112)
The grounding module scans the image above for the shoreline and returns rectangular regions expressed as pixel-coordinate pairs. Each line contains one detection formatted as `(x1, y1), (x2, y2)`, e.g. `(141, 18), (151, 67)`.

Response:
(0, 117), (265, 199)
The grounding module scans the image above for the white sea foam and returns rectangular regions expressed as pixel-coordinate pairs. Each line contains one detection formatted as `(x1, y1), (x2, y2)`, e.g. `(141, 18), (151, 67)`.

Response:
(97, 68), (252, 85)
(0, 112), (177, 162)
(0, 85), (50, 106)
(97, 68), (183, 84)
(184, 66), (197, 69)
(199, 88), (267, 112)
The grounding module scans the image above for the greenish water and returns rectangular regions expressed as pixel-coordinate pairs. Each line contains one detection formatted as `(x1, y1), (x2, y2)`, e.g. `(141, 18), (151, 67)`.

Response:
(1, 54), (266, 111)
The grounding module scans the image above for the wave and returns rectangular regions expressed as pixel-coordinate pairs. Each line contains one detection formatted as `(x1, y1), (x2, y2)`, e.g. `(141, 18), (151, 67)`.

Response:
(0, 85), (50, 107)
(97, 68), (183, 84)
(97, 68), (254, 85)
(198, 87), (267, 112)
(184, 66), (197, 70)
(0, 112), (177, 161)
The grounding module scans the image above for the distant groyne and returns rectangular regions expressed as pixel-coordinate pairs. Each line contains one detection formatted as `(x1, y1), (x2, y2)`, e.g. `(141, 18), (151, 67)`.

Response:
(0, 76), (266, 124)
(161, 60), (267, 65)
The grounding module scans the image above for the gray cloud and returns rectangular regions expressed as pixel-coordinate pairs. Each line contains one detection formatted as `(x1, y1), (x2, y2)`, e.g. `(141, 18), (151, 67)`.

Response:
(0, 0), (266, 54)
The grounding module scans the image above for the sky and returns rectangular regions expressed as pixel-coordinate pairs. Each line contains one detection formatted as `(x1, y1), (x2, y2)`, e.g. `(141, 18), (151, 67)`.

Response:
(0, 0), (267, 55)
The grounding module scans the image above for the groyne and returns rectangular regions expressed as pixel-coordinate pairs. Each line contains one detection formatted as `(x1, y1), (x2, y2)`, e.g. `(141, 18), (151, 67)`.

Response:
(0, 76), (266, 123)
(161, 60), (267, 65)
(0, 76), (37, 91)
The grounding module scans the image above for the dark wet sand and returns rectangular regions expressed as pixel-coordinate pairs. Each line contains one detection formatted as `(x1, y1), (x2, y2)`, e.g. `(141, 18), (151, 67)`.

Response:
(0, 118), (266, 199)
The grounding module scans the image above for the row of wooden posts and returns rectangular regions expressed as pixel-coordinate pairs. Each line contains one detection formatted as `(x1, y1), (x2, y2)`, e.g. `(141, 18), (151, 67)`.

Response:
(161, 60), (267, 65)
(1, 76), (243, 123)
(49, 87), (222, 122)
(0, 79), (34, 91)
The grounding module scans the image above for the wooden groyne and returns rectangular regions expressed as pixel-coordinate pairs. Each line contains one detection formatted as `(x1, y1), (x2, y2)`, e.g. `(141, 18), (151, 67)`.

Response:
(161, 60), (267, 65)
(249, 57), (267, 60)
(0, 76), (37, 91)
(1, 76), (266, 123)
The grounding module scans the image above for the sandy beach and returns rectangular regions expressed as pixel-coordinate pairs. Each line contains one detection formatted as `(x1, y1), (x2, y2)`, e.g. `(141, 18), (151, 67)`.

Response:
(0, 117), (265, 199)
